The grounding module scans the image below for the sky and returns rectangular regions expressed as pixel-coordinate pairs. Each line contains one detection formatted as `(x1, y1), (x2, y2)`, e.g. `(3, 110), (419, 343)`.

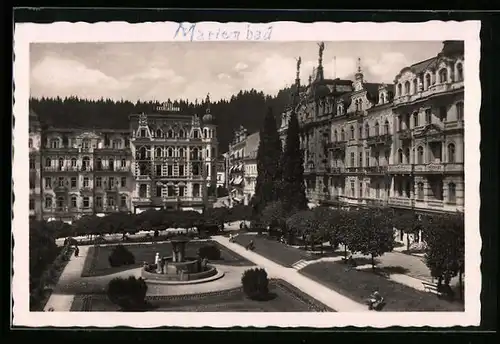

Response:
(30, 41), (443, 102)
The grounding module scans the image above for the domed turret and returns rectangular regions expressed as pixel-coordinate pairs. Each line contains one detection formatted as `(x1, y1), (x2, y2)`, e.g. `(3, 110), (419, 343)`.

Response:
(202, 93), (215, 124)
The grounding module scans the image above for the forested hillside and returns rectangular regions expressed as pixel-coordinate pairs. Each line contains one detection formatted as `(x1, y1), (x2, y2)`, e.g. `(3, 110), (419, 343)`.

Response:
(29, 88), (293, 153)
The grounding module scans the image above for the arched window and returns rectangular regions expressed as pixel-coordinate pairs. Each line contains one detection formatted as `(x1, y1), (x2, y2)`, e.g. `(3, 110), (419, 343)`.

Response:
(167, 129), (174, 139)
(398, 149), (403, 164)
(44, 196), (52, 209)
(156, 128), (163, 138)
(413, 78), (418, 93)
(405, 148), (410, 164)
(178, 129), (184, 138)
(96, 158), (102, 170)
(384, 120), (390, 135)
(167, 147), (173, 157)
(179, 148), (185, 158)
(456, 102), (464, 121)
(139, 184), (147, 198)
(417, 146), (424, 164)
(139, 147), (147, 160)
(341, 129), (345, 141)
(417, 182), (424, 200)
(45, 157), (51, 167)
(58, 157), (64, 170)
(397, 83), (402, 96)
(109, 158), (114, 170)
(448, 183), (457, 203)
(82, 157), (90, 171)
(82, 139), (90, 149)
(333, 130), (338, 142)
(57, 196), (65, 209)
(71, 158), (77, 167)
(350, 126), (355, 140)
(448, 143), (456, 163)
(425, 73), (431, 89)
(120, 195), (127, 207)
(456, 63), (463, 81)
(29, 138), (33, 148)
(380, 93), (385, 104)
(203, 128), (208, 138)
(404, 81), (411, 95)
(413, 112), (419, 127)
(156, 147), (162, 157)
(439, 68), (448, 83)
(364, 123), (370, 138)
(192, 147), (199, 160)
(70, 196), (77, 208)
(374, 122), (380, 136)
(358, 125), (363, 138)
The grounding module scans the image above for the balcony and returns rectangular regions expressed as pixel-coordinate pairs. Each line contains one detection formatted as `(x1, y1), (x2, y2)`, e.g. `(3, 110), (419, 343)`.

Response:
(325, 141), (347, 151)
(388, 164), (413, 174)
(398, 129), (412, 141)
(136, 175), (151, 181)
(388, 197), (414, 208)
(364, 165), (388, 174)
(413, 163), (444, 174)
(43, 166), (80, 172)
(366, 134), (392, 146)
(393, 81), (464, 107)
(444, 120), (464, 131)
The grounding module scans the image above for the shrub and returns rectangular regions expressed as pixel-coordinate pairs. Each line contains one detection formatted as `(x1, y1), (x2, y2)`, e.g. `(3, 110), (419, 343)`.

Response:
(107, 276), (148, 310)
(153, 230), (159, 237)
(93, 236), (107, 245)
(197, 244), (221, 260)
(241, 268), (269, 300)
(108, 244), (136, 267)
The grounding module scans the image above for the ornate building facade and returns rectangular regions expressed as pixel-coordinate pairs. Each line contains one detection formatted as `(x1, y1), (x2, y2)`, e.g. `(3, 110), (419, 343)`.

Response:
(227, 126), (247, 204)
(242, 131), (260, 205)
(280, 40), (464, 215)
(129, 97), (218, 213)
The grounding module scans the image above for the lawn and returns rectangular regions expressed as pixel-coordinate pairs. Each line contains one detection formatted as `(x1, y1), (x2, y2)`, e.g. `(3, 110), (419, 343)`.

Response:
(300, 261), (464, 312)
(81, 240), (254, 277)
(70, 279), (334, 312)
(233, 234), (314, 267)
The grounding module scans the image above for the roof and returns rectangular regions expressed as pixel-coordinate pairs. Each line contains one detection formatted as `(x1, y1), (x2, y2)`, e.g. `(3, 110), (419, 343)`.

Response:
(410, 57), (438, 75)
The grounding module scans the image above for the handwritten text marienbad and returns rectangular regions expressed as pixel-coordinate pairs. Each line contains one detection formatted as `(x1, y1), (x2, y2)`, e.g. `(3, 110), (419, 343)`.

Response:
(174, 23), (273, 42)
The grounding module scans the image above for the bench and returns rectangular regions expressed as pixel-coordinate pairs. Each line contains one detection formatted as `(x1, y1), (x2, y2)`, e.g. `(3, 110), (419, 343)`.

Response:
(422, 281), (442, 296)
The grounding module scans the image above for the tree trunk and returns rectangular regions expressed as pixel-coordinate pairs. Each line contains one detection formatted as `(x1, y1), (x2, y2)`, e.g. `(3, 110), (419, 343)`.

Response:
(371, 254), (375, 269)
(406, 233), (410, 251)
(344, 245), (347, 258)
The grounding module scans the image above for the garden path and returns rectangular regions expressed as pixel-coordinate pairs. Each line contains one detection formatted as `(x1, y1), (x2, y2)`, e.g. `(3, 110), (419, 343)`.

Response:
(212, 236), (368, 312)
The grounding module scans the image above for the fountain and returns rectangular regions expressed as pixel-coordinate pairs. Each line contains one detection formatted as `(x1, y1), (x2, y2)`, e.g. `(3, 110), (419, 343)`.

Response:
(141, 235), (222, 285)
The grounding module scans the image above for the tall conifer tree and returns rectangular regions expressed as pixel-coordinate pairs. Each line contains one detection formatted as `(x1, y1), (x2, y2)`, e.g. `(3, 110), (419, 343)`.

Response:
(253, 107), (282, 215)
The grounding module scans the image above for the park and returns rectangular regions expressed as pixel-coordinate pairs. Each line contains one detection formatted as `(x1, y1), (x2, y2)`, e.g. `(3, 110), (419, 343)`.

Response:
(30, 202), (464, 313)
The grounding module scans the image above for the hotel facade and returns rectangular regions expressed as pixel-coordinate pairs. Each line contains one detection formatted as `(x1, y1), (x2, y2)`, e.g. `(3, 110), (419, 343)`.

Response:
(29, 97), (218, 222)
(279, 40), (465, 215)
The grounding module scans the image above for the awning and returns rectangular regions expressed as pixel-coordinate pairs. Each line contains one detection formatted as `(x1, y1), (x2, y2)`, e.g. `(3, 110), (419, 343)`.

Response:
(238, 163), (244, 171)
(234, 176), (243, 185)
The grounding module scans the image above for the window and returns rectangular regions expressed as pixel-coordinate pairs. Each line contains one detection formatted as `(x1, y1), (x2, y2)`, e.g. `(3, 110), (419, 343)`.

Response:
(333, 130), (338, 141)
(417, 182), (424, 200)
(397, 83), (402, 96)
(29, 138), (33, 148)
(121, 159), (126, 167)
(112, 140), (121, 149)
(384, 120), (390, 135)
(359, 153), (363, 167)
(425, 73), (431, 89)
(139, 184), (147, 198)
(58, 177), (65, 187)
(82, 157), (90, 170)
(191, 148), (199, 160)
(448, 143), (456, 163)
(139, 147), (147, 160)
(404, 81), (410, 94)
(398, 149), (403, 164)
(359, 182), (363, 197)
(45, 157), (51, 167)
(95, 177), (102, 188)
(45, 177), (51, 189)
(120, 195), (127, 207)
(350, 126), (355, 140)
(167, 185), (175, 197)
(350, 181), (355, 197)
(57, 157), (64, 171)
(71, 158), (77, 167)
(375, 184), (381, 199)
(29, 176), (35, 189)
(167, 165), (173, 176)
(204, 129), (208, 138)
(70, 177), (77, 188)
(193, 183), (200, 197)
(29, 158), (35, 169)
(29, 198), (35, 210)
(121, 177), (126, 187)
(168, 129), (174, 138)
(82, 139), (90, 149)
(83, 177), (89, 187)
(108, 196), (115, 207)
(365, 152), (370, 167)
(178, 185), (185, 197)
(167, 147), (173, 157)
(439, 68), (448, 83)
(448, 183), (457, 203)
(350, 152), (355, 167)
(417, 146), (424, 164)
(50, 139), (59, 149)
(374, 152), (380, 166)
(456, 102), (464, 121)
(56, 196), (65, 210)
(156, 164), (162, 176)
(179, 148), (185, 158)
(439, 106), (447, 122)
(71, 196), (77, 208)
(44, 197), (52, 209)
(178, 129), (184, 138)
(413, 112), (419, 127)
(425, 108), (432, 124)
(140, 129), (147, 137)
(96, 196), (103, 208)
(413, 78), (418, 93)
(96, 158), (102, 170)
(179, 165), (184, 176)
(109, 159), (114, 171)
(156, 129), (163, 138)
(341, 129), (345, 141)
(156, 147), (162, 157)
(193, 130), (199, 139)
(109, 177), (115, 188)
(456, 63), (463, 81)
(380, 93), (385, 104)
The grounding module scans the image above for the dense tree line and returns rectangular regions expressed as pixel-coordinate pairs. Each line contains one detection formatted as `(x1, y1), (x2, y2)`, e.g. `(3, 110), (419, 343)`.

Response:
(29, 87), (293, 153)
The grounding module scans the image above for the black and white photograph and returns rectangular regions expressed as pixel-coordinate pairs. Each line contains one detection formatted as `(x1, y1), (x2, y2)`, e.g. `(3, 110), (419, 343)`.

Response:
(13, 21), (481, 328)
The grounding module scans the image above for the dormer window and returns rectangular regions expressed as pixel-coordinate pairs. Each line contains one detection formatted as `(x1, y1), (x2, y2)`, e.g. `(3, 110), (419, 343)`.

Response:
(193, 130), (199, 139)
(380, 93), (385, 104)
(456, 63), (463, 81)
(82, 139), (90, 149)
(404, 81), (410, 95)
(156, 129), (163, 138)
(167, 129), (174, 138)
(397, 84), (402, 96)
(140, 129), (147, 138)
(425, 74), (431, 89)
(179, 129), (184, 138)
(439, 68), (448, 83)
(112, 140), (121, 149)
(50, 139), (59, 149)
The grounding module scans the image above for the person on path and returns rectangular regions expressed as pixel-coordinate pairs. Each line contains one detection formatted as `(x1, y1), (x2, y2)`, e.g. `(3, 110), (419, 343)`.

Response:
(74, 246), (80, 257)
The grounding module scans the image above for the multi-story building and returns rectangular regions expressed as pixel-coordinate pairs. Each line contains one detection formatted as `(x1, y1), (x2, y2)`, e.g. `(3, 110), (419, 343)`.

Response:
(40, 127), (134, 223)
(243, 131), (260, 205)
(227, 126), (247, 204)
(279, 40), (464, 216)
(216, 155), (227, 189)
(129, 97), (218, 213)
(29, 109), (42, 220)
